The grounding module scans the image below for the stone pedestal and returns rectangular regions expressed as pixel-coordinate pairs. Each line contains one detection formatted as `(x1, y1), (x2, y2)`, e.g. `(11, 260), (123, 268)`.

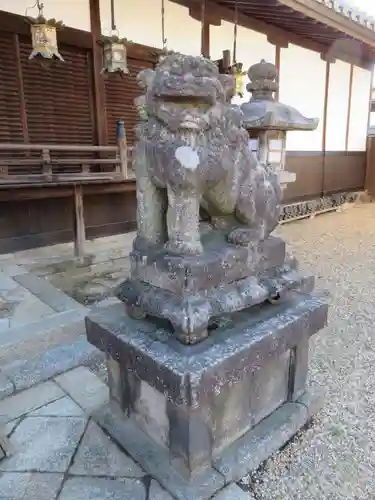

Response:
(116, 232), (314, 345)
(86, 294), (327, 500)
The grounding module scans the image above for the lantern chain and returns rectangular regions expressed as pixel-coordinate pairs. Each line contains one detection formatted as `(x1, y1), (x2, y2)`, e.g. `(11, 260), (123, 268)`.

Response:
(110, 0), (118, 35)
(233, 0), (238, 65)
(161, 0), (167, 51)
(25, 0), (44, 18)
(201, 0), (206, 57)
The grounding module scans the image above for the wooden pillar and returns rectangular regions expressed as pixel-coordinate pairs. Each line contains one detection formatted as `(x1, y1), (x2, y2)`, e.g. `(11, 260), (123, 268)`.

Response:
(14, 34), (29, 143)
(275, 45), (281, 102)
(321, 59), (331, 196)
(365, 66), (375, 196)
(90, 0), (107, 145)
(116, 120), (128, 179)
(73, 185), (86, 259)
(201, 21), (210, 58)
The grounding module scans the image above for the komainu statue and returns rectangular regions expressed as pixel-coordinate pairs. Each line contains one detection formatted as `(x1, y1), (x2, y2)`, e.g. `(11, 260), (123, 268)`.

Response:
(133, 54), (281, 255)
(116, 53), (312, 344)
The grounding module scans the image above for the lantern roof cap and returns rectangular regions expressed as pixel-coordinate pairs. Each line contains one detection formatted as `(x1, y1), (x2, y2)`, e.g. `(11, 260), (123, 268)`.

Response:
(240, 60), (319, 131)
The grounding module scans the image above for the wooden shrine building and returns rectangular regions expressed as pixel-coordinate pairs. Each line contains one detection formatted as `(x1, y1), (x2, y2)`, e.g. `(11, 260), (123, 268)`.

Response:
(0, 0), (374, 253)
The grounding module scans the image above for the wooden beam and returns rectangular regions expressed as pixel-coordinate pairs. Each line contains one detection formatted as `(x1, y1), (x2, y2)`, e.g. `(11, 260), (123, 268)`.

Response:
(278, 0), (375, 49)
(172, 0), (374, 69)
(13, 34), (28, 143)
(89, 0), (108, 145)
(345, 64), (354, 151)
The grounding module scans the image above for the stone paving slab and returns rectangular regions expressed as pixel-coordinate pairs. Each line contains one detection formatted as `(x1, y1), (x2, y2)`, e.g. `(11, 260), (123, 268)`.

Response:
(58, 476), (146, 500)
(29, 396), (85, 417)
(0, 416), (87, 473)
(149, 479), (175, 499)
(0, 381), (65, 423)
(55, 366), (109, 415)
(69, 420), (144, 478)
(13, 273), (84, 313)
(0, 472), (64, 500)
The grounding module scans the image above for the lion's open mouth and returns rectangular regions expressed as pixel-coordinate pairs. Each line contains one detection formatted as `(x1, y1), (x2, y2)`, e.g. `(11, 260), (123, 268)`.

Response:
(157, 95), (211, 111)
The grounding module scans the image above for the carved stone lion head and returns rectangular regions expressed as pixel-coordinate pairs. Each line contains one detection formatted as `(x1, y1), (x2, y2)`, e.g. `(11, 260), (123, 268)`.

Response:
(136, 53), (235, 133)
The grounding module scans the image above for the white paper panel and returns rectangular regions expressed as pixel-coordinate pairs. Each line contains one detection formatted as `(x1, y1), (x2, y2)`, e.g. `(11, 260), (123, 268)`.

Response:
(325, 60), (351, 151)
(347, 66), (372, 151)
(279, 44), (325, 151)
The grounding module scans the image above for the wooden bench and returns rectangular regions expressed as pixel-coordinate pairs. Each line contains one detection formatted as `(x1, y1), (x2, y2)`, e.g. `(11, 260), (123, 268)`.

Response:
(0, 121), (136, 258)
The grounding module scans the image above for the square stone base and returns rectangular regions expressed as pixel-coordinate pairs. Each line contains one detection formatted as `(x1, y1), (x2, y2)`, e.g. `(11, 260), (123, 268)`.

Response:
(86, 294), (327, 500)
(93, 390), (322, 500)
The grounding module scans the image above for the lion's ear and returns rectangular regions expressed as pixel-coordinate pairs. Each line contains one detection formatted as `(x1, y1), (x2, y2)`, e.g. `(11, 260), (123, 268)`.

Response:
(137, 69), (156, 90)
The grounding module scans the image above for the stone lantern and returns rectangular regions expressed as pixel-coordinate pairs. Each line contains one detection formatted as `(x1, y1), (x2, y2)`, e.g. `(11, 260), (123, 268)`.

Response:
(241, 59), (319, 189)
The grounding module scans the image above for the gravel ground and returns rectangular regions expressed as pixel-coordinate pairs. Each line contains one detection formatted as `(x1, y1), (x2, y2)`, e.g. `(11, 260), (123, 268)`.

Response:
(240, 203), (375, 500)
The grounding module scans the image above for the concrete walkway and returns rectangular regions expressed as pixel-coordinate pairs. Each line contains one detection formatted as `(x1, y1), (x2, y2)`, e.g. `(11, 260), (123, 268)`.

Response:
(0, 366), (250, 500)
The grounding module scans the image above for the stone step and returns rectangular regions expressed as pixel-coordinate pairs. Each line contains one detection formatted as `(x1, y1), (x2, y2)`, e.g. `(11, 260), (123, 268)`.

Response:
(1, 336), (103, 395)
(0, 308), (88, 367)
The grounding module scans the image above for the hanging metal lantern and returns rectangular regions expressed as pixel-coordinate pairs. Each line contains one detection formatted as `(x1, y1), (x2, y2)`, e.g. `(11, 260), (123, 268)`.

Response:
(102, 36), (129, 74)
(29, 18), (64, 61)
(232, 62), (246, 98)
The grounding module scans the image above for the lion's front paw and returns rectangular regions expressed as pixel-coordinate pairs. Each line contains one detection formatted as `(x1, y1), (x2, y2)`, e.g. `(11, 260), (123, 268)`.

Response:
(228, 228), (261, 246)
(164, 239), (203, 255)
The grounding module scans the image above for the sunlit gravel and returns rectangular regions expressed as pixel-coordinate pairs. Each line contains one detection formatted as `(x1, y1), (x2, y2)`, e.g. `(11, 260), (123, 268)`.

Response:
(240, 202), (375, 500)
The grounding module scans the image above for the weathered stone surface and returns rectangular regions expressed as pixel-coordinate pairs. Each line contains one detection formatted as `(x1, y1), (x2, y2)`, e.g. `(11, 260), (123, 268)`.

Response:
(0, 472), (64, 500)
(58, 477), (146, 500)
(0, 416), (86, 473)
(241, 59), (319, 131)
(87, 295), (327, 410)
(0, 372), (13, 400)
(94, 402), (225, 500)
(29, 396), (85, 417)
(297, 387), (325, 420)
(149, 480), (175, 499)
(213, 484), (253, 499)
(55, 366), (108, 414)
(4, 339), (99, 391)
(0, 381), (64, 423)
(213, 400), (308, 482)
(69, 420), (144, 478)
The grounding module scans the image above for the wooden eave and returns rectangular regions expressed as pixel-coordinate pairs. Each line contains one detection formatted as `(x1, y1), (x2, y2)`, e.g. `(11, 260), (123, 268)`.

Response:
(173, 0), (375, 68)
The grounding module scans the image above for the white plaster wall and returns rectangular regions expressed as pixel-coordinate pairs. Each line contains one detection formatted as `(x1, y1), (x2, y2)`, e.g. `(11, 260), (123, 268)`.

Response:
(347, 66), (372, 151)
(211, 21), (275, 106)
(100, 0), (201, 54)
(0, 0), (201, 53)
(325, 60), (351, 151)
(0, 0), (90, 31)
(279, 44), (326, 151)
